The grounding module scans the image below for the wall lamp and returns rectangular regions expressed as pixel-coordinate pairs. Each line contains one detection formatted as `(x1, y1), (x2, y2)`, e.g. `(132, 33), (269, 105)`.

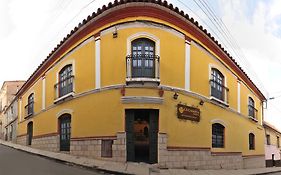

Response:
(173, 92), (178, 100)
(113, 26), (118, 38)
(199, 100), (204, 106)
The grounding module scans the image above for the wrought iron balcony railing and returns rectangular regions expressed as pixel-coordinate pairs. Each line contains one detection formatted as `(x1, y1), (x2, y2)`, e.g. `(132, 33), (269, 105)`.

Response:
(24, 101), (34, 118)
(210, 79), (229, 104)
(54, 75), (74, 100)
(126, 54), (160, 82)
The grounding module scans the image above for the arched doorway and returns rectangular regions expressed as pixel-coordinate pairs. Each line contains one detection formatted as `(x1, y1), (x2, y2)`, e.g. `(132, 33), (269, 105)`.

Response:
(27, 122), (33, 145)
(59, 114), (71, 151)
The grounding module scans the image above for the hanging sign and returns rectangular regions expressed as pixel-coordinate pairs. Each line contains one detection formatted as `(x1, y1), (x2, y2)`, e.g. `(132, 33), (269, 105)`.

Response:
(177, 104), (200, 122)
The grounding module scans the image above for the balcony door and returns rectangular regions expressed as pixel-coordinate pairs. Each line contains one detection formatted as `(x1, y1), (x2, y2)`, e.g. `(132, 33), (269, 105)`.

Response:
(58, 65), (73, 97)
(131, 38), (155, 78)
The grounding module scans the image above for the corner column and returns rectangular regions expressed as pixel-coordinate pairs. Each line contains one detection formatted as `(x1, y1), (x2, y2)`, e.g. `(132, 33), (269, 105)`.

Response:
(95, 34), (101, 89)
(19, 98), (22, 121)
(185, 36), (191, 91)
(237, 80), (241, 113)
(42, 76), (46, 110)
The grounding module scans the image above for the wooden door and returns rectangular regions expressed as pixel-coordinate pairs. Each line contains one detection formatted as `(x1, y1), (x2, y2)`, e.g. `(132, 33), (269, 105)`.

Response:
(27, 122), (33, 145)
(149, 110), (158, 164)
(59, 115), (71, 151)
(125, 110), (135, 161)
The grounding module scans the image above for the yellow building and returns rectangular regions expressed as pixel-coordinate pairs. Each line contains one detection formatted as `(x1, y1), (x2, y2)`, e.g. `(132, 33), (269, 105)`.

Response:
(16, 1), (266, 169)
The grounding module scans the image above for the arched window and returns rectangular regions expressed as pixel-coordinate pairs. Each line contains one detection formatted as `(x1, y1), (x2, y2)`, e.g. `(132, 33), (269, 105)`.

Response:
(212, 123), (225, 148)
(58, 65), (73, 97)
(25, 93), (34, 117)
(210, 68), (228, 102)
(131, 38), (156, 78)
(249, 133), (255, 150)
(248, 97), (257, 118)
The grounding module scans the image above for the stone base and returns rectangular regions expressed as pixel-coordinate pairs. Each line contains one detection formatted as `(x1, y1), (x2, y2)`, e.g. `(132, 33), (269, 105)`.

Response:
(70, 132), (126, 162)
(158, 133), (265, 170)
(16, 135), (27, 146)
(32, 135), (59, 152)
(243, 156), (265, 168)
(16, 132), (265, 170)
(265, 159), (281, 167)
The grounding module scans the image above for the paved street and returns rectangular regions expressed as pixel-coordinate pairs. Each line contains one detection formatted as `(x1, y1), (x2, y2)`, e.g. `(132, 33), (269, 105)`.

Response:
(0, 145), (106, 175)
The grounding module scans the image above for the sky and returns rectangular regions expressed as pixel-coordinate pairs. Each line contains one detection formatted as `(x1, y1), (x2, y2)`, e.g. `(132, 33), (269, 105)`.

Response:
(0, 0), (281, 129)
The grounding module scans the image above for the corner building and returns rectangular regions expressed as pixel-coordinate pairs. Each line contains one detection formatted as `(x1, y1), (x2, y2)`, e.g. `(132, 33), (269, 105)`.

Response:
(16, 1), (266, 169)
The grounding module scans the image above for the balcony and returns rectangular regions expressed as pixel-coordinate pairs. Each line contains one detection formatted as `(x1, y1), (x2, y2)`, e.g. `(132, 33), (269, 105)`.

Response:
(126, 54), (160, 85)
(248, 105), (258, 122)
(24, 101), (34, 119)
(210, 79), (229, 106)
(54, 75), (74, 103)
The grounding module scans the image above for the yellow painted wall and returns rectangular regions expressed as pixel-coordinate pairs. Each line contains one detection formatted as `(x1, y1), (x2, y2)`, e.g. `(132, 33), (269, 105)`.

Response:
(20, 80), (42, 117)
(17, 16), (265, 157)
(44, 40), (95, 108)
(18, 88), (264, 156)
(240, 82), (262, 122)
(100, 27), (185, 88)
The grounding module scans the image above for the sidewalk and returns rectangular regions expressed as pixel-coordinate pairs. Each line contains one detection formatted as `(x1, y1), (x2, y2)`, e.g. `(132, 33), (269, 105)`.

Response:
(1, 140), (281, 175)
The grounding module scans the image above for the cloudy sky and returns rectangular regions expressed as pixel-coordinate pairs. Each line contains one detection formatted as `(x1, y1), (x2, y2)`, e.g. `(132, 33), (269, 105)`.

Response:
(0, 0), (281, 128)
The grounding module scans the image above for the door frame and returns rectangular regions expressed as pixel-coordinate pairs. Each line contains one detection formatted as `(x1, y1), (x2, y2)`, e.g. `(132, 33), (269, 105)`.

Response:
(58, 114), (71, 151)
(125, 109), (159, 164)
(27, 121), (33, 145)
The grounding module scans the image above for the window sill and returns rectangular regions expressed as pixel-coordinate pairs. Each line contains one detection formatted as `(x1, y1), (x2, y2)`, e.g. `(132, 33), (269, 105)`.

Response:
(248, 116), (258, 122)
(54, 92), (74, 104)
(210, 96), (229, 107)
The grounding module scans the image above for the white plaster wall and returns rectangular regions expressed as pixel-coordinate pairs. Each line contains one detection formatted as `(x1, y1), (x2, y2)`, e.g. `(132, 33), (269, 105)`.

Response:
(265, 144), (281, 160)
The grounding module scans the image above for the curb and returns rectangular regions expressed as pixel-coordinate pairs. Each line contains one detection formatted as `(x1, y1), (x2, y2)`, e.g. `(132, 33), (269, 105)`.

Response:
(252, 169), (281, 175)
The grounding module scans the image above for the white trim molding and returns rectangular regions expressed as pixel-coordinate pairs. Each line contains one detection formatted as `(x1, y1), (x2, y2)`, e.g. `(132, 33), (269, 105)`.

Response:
(56, 109), (74, 118)
(42, 76), (46, 110)
(185, 40), (191, 91)
(95, 37), (101, 89)
(126, 32), (160, 56)
(210, 119), (227, 127)
(19, 98), (22, 122)
(237, 80), (241, 113)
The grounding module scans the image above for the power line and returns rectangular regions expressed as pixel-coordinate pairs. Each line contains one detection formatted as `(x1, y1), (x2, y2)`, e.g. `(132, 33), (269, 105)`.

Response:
(189, 0), (267, 95)
(34, 0), (97, 63)
(176, 0), (228, 49)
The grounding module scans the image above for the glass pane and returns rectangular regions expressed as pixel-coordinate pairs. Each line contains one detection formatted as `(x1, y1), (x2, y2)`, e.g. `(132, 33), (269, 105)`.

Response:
(137, 60), (142, 66)
(145, 60), (149, 67)
(149, 60), (153, 67)
(133, 60), (137, 67)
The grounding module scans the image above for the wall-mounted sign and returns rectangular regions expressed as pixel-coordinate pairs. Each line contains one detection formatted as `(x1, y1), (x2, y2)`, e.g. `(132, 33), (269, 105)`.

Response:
(177, 104), (200, 122)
